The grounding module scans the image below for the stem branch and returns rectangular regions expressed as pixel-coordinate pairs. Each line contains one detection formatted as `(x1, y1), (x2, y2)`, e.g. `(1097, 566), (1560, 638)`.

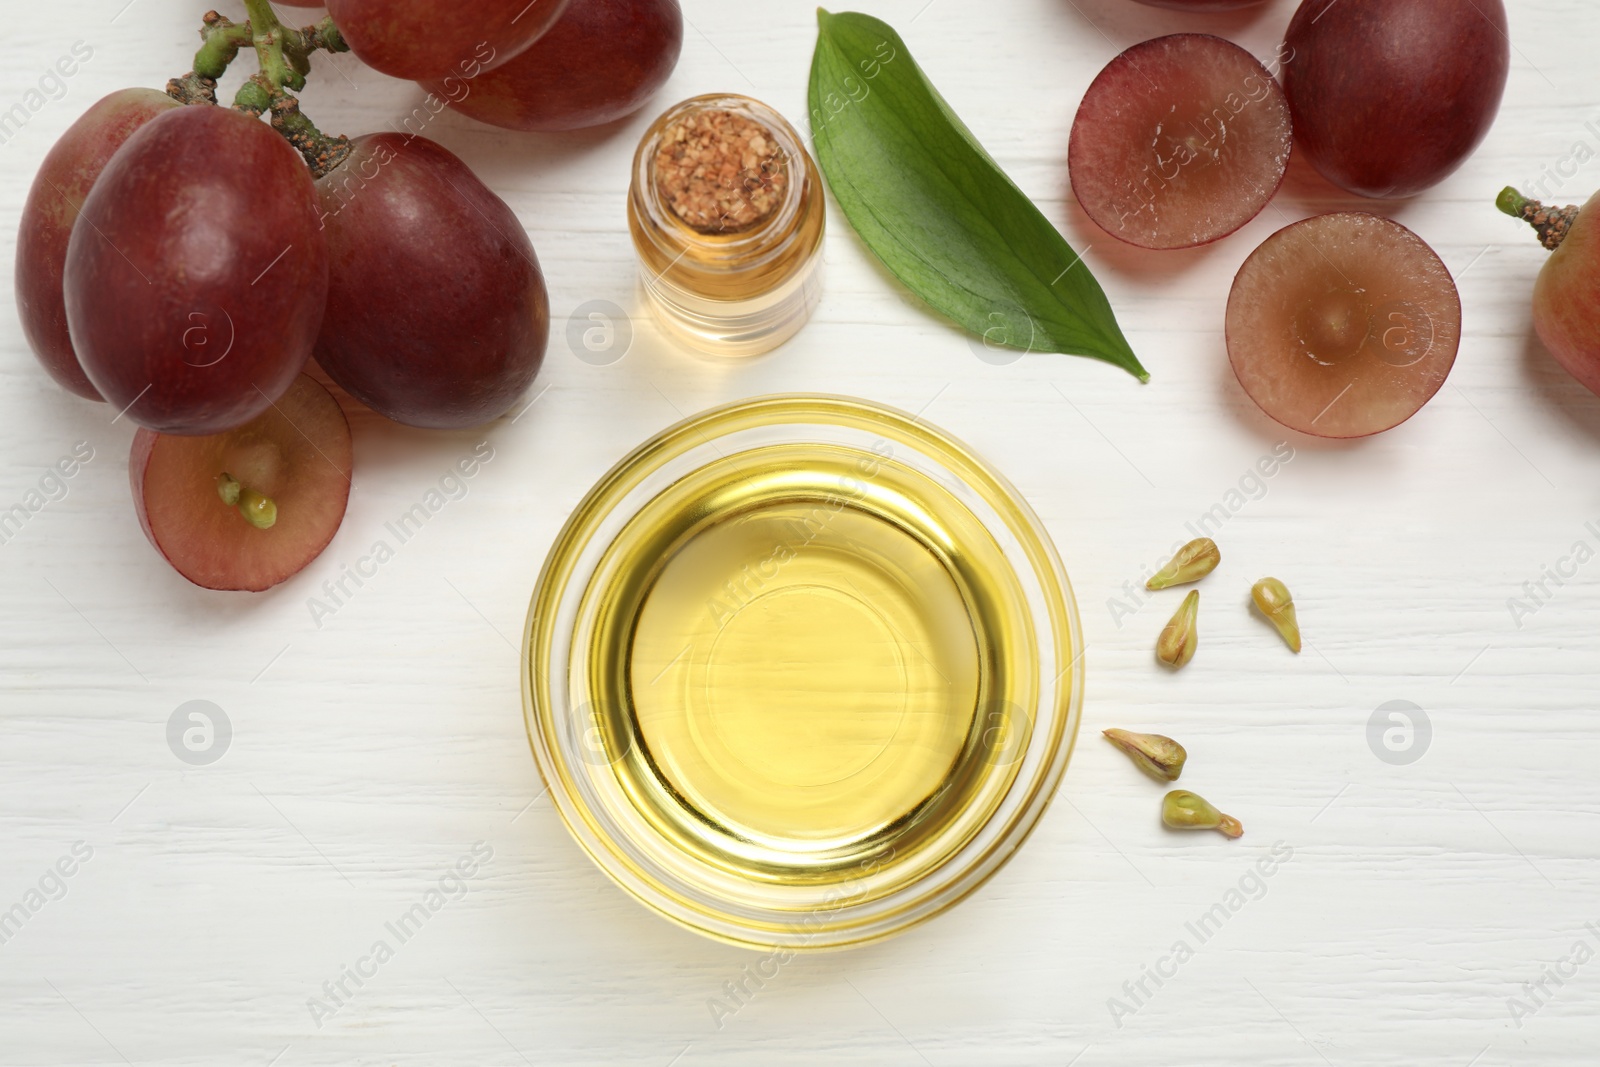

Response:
(171, 5), (355, 175)
(241, 0), (301, 91)
(222, 3), (354, 176)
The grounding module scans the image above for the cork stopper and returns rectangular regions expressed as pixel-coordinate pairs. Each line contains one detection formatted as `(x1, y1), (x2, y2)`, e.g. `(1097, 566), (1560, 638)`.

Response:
(653, 108), (789, 235)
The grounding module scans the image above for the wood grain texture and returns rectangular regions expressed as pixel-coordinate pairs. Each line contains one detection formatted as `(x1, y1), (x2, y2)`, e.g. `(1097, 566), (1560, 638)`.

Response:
(3, 0), (1598, 1063)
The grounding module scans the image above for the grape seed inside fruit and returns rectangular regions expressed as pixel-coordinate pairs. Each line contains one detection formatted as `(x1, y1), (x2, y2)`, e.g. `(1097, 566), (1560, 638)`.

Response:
(1225, 212), (1461, 439)
(130, 375), (353, 592)
(1069, 33), (1292, 250)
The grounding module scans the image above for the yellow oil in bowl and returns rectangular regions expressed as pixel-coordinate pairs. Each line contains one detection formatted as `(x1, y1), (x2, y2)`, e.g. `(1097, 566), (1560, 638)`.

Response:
(524, 396), (1082, 948)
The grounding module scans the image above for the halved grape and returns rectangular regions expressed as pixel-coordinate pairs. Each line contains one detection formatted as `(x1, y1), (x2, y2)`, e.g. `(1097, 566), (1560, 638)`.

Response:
(1225, 212), (1460, 438)
(423, 0), (683, 132)
(130, 375), (352, 591)
(16, 88), (179, 400)
(1069, 34), (1291, 250)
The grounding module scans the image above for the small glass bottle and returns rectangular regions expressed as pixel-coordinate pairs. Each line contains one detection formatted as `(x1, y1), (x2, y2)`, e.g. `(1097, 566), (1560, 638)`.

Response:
(627, 94), (825, 357)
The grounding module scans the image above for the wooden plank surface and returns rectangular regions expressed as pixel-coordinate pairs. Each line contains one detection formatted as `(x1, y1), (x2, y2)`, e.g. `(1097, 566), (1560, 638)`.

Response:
(3, 0), (1598, 1062)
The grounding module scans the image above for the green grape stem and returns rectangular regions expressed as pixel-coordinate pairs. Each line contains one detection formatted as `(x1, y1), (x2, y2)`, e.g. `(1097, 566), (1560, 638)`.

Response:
(240, 0), (302, 91)
(162, 3), (352, 176)
(267, 88), (353, 178)
(1498, 186), (1581, 252)
(223, 2), (354, 177)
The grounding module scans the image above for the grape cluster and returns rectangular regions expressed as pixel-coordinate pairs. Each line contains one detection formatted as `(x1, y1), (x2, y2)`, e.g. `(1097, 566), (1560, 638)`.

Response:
(15, 0), (682, 590)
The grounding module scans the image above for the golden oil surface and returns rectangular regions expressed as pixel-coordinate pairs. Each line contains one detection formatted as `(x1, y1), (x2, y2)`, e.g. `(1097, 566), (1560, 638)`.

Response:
(633, 502), (979, 847)
(583, 444), (1030, 887)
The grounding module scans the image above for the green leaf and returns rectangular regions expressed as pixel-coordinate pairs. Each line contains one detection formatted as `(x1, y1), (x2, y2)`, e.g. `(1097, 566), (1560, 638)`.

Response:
(808, 9), (1148, 382)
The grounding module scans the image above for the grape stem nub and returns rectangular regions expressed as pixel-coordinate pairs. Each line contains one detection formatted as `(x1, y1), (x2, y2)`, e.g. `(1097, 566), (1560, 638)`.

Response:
(1498, 186), (1580, 252)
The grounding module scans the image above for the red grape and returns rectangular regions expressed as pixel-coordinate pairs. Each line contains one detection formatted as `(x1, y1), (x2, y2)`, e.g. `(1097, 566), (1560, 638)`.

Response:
(1282, 0), (1509, 198)
(1499, 190), (1600, 399)
(63, 105), (328, 435)
(1129, 0), (1265, 8)
(1226, 212), (1460, 438)
(131, 374), (352, 591)
(1069, 34), (1292, 250)
(313, 134), (548, 429)
(422, 0), (683, 132)
(326, 0), (571, 81)
(16, 88), (179, 401)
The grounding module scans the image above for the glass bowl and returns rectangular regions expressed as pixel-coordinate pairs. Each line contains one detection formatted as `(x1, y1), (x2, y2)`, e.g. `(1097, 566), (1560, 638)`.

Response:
(522, 394), (1083, 949)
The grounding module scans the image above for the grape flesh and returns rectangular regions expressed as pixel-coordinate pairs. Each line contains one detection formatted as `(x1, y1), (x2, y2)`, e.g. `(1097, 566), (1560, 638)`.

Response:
(131, 374), (352, 592)
(313, 134), (548, 429)
(64, 106), (328, 435)
(326, 0), (571, 81)
(423, 0), (683, 133)
(1282, 0), (1509, 198)
(16, 88), (179, 400)
(1226, 212), (1460, 438)
(1069, 34), (1292, 250)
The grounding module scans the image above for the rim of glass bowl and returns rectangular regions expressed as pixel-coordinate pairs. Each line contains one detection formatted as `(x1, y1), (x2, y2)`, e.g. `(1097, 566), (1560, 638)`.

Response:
(521, 394), (1084, 950)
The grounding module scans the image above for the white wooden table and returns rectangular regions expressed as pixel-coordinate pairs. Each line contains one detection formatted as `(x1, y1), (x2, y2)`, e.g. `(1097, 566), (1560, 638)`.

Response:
(4, 0), (1597, 1062)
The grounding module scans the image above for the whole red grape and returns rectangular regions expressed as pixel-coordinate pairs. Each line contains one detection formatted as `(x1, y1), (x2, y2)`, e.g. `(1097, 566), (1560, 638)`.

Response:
(422, 0), (683, 133)
(326, 0), (570, 81)
(16, 88), (180, 400)
(313, 134), (548, 429)
(64, 106), (328, 435)
(1499, 189), (1600, 400)
(1129, 0), (1266, 8)
(1282, 0), (1509, 198)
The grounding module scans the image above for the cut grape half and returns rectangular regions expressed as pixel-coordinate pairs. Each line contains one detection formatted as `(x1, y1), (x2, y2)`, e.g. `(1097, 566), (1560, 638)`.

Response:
(1225, 212), (1460, 439)
(1069, 34), (1292, 250)
(130, 375), (353, 591)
